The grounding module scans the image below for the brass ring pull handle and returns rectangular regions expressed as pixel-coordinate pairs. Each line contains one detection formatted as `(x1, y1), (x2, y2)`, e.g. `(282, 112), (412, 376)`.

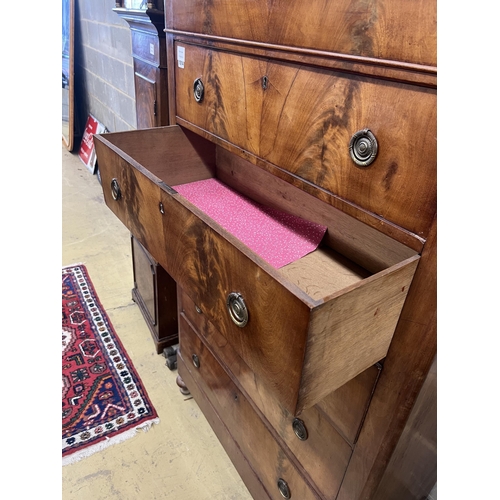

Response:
(192, 354), (200, 369)
(110, 178), (121, 200)
(277, 479), (291, 499)
(193, 78), (204, 103)
(292, 418), (308, 441)
(349, 128), (378, 167)
(226, 292), (248, 327)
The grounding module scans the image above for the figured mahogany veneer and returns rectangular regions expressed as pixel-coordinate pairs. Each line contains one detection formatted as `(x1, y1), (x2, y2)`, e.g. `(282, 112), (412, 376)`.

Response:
(96, 0), (436, 495)
(178, 285), (381, 446)
(168, 0), (436, 68)
(178, 316), (324, 500)
(94, 125), (419, 415)
(174, 43), (436, 241)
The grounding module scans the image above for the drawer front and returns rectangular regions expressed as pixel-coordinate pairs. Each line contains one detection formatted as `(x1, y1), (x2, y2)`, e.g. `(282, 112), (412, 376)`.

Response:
(131, 30), (160, 66)
(175, 43), (436, 239)
(179, 286), (377, 446)
(94, 139), (168, 267)
(160, 189), (311, 413)
(171, 0), (436, 67)
(178, 300), (353, 498)
(177, 353), (273, 500)
(178, 317), (325, 500)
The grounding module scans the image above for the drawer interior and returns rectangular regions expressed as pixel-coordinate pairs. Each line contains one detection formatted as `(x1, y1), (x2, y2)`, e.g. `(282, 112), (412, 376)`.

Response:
(102, 125), (416, 302)
(99, 124), (417, 275)
(280, 246), (370, 301)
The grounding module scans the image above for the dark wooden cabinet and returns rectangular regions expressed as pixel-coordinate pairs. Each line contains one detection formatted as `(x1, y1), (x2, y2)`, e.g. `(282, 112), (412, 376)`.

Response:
(114, 2), (178, 354)
(97, 1), (436, 497)
(114, 3), (169, 128)
(131, 236), (178, 354)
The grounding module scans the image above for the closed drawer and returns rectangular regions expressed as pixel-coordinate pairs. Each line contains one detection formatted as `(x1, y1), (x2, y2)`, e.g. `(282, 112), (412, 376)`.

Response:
(179, 286), (379, 447)
(95, 125), (419, 415)
(131, 30), (160, 66)
(174, 43), (437, 239)
(178, 315), (330, 500)
(170, 0), (436, 67)
(176, 348), (272, 500)
(178, 300), (354, 498)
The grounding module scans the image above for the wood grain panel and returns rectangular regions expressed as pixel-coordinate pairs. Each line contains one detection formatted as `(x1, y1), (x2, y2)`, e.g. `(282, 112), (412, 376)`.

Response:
(177, 354), (272, 500)
(175, 44), (437, 239)
(371, 356), (436, 500)
(131, 30), (159, 66)
(95, 126), (217, 188)
(316, 364), (381, 445)
(170, 0), (436, 67)
(337, 216), (436, 500)
(179, 318), (322, 500)
(178, 288), (353, 497)
(131, 236), (179, 353)
(298, 254), (419, 410)
(134, 68), (156, 129)
(94, 137), (168, 267)
(159, 189), (311, 413)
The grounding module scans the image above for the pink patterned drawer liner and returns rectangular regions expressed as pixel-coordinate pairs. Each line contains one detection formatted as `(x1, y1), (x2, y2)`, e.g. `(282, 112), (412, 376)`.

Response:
(173, 178), (327, 269)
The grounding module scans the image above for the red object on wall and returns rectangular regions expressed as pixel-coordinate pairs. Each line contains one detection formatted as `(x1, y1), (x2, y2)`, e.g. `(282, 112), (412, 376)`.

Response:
(78, 114), (106, 174)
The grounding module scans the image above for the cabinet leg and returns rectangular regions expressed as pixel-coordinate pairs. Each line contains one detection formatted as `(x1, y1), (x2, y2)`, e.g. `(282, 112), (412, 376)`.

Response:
(176, 374), (190, 395)
(163, 344), (179, 371)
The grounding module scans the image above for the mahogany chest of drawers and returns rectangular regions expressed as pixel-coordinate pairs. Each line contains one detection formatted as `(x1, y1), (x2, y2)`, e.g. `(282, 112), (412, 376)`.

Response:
(95, 1), (436, 498)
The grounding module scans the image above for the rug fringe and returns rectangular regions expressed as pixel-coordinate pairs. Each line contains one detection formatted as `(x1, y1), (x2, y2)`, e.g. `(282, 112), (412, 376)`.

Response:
(62, 417), (160, 466)
(62, 262), (86, 269)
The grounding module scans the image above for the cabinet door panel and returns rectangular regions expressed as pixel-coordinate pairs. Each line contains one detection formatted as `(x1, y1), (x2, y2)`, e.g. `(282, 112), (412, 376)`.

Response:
(135, 72), (156, 129)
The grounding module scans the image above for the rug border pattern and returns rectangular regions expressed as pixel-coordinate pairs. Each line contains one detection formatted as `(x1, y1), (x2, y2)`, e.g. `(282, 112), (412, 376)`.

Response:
(62, 263), (159, 465)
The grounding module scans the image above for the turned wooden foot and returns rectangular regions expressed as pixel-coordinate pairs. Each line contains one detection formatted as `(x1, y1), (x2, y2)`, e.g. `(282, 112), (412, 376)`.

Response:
(176, 374), (190, 395)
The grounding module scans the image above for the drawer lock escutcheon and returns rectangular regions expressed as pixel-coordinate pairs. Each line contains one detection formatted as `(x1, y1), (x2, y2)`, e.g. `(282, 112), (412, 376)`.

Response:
(226, 292), (248, 327)
(262, 75), (268, 90)
(277, 478), (291, 499)
(159, 202), (165, 214)
(110, 178), (121, 201)
(292, 418), (308, 441)
(193, 78), (204, 103)
(349, 128), (378, 167)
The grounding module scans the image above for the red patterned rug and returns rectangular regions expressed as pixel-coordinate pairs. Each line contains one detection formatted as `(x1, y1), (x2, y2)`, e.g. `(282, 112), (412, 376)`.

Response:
(62, 264), (159, 465)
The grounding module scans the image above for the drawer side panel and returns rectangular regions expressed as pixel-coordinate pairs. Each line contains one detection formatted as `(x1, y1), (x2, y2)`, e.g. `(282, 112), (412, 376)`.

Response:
(298, 255), (420, 411)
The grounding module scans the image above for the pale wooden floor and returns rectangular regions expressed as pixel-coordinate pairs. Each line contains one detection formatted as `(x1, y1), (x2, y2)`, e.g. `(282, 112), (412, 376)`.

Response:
(62, 145), (252, 499)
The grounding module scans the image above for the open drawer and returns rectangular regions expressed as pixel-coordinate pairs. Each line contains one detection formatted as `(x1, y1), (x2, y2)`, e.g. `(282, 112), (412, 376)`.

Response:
(94, 125), (419, 415)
